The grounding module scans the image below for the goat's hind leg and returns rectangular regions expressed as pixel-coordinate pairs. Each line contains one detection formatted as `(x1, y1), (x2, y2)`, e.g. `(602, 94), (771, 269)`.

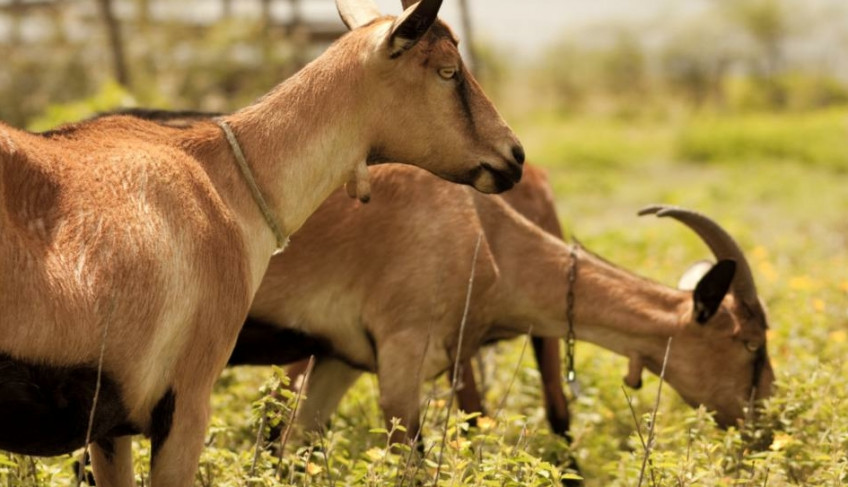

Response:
(90, 436), (134, 487)
(375, 333), (425, 447)
(146, 385), (211, 487)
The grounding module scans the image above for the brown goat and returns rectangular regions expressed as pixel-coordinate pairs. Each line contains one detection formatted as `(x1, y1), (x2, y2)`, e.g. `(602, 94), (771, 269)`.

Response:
(283, 164), (573, 438)
(0, 0), (524, 484)
(231, 164), (774, 447)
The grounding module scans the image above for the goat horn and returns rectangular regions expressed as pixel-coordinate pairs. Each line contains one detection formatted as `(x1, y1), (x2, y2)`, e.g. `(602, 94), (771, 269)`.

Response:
(389, 0), (443, 51)
(336, 0), (381, 30)
(638, 205), (759, 307)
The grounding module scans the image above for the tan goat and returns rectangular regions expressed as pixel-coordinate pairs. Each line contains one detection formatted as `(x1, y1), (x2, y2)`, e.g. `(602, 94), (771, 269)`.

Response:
(0, 0), (524, 484)
(232, 164), (774, 446)
(281, 164), (574, 439)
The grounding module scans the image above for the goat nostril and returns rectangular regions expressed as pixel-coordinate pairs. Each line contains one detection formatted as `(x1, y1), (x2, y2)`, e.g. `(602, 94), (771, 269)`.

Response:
(511, 145), (525, 165)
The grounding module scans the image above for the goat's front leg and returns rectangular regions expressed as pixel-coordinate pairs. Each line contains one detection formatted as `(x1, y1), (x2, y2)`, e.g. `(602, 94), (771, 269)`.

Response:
(376, 334), (425, 446)
(90, 436), (134, 487)
(531, 337), (583, 486)
(531, 337), (571, 438)
(146, 385), (211, 486)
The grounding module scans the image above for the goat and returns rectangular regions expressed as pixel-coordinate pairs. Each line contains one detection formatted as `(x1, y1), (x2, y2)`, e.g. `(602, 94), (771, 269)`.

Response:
(0, 0), (524, 484)
(280, 163), (573, 440)
(230, 164), (774, 448)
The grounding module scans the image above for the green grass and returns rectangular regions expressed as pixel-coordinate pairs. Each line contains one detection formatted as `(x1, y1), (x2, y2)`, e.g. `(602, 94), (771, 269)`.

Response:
(504, 107), (848, 486)
(2, 109), (848, 486)
(676, 109), (848, 171)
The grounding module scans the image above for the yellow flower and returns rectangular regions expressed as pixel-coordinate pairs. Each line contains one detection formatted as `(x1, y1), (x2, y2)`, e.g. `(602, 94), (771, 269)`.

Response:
(752, 245), (770, 260)
(306, 462), (323, 476)
(757, 261), (778, 283)
(769, 433), (794, 451)
(476, 416), (496, 431)
(448, 438), (471, 450)
(788, 275), (815, 291)
(840, 281), (848, 293)
(432, 399), (446, 409)
(830, 330), (847, 343)
(813, 299), (826, 313)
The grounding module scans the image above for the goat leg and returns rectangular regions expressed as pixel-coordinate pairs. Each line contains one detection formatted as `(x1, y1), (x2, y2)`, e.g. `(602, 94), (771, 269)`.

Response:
(89, 436), (133, 487)
(624, 355), (644, 390)
(292, 357), (362, 435)
(454, 360), (486, 427)
(376, 332), (425, 446)
(146, 383), (210, 486)
(529, 337), (571, 438)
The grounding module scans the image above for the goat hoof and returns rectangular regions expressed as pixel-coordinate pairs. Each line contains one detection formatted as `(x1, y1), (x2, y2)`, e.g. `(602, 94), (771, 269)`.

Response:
(624, 376), (643, 390)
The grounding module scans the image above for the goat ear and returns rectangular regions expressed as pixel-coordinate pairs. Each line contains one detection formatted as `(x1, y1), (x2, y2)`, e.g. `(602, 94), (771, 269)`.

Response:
(336, 0), (381, 30)
(692, 259), (736, 324)
(677, 259), (715, 291)
(388, 0), (443, 56)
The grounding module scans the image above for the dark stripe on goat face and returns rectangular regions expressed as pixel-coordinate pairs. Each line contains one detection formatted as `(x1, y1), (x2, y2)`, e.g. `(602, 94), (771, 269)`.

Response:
(0, 352), (138, 456)
(456, 70), (477, 133)
(150, 388), (176, 466)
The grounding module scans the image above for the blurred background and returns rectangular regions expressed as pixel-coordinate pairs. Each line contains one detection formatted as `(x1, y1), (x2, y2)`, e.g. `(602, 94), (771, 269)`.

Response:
(1, 0), (847, 127)
(2, 1), (848, 485)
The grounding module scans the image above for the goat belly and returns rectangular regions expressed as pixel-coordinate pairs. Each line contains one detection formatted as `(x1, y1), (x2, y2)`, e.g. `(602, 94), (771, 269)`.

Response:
(0, 353), (138, 456)
(228, 318), (333, 366)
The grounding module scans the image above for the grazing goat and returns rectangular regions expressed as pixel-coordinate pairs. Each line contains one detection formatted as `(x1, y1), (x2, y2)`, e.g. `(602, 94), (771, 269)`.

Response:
(0, 0), (524, 484)
(230, 164), (774, 446)
(283, 163), (574, 440)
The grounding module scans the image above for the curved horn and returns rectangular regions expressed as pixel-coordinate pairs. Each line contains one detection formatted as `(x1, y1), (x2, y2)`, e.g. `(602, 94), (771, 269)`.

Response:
(639, 205), (759, 307)
(389, 0), (443, 54)
(336, 0), (381, 30)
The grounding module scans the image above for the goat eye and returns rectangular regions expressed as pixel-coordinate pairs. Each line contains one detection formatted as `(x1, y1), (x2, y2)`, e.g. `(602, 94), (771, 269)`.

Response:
(438, 67), (457, 80)
(744, 341), (760, 353)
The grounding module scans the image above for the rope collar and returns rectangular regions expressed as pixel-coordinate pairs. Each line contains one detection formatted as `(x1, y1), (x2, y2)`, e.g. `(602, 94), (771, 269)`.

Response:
(215, 119), (288, 254)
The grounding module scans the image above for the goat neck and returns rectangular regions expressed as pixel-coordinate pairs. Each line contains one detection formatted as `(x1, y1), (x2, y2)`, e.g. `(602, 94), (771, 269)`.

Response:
(482, 209), (685, 360)
(190, 49), (368, 243)
(478, 195), (771, 427)
(567, 249), (686, 364)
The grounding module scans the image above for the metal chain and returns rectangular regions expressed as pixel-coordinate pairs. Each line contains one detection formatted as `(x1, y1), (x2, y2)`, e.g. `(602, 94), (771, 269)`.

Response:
(565, 242), (579, 386)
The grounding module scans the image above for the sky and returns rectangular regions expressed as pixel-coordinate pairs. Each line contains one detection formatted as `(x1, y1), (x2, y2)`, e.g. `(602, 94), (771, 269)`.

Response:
(2, 0), (846, 69)
(280, 0), (708, 55)
(371, 0), (711, 53)
(292, 0), (847, 64)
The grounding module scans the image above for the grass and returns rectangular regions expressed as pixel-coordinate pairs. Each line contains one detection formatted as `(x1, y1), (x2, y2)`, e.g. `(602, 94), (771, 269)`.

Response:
(677, 109), (848, 171)
(2, 108), (848, 485)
